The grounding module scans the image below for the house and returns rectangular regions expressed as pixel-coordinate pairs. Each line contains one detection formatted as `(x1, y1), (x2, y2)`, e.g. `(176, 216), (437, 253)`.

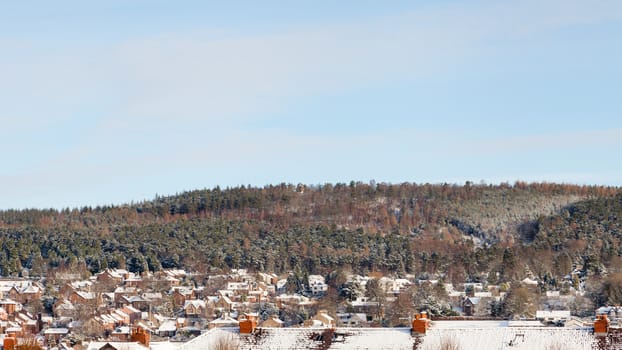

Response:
(308, 275), (328, 296)
(122, 306), (142, 324)
(337, 313), (368, 327)
(260, 314), (284, 328)
(125, 274), (143, 287)
(208, 315), (239, 329)
(18, 284), (42, 303)
(52, 299), (74, 318)
(304, 310), (335, 328)
(0, 299), (20, 314)
(97, 270), (126, 285)
(216, 294), (233, 312)
(172, 288), (194, 306)
(111, 326), (132, 342)
(60, 280), (93, 298)
(157, 320), (177, 337)
(43, 328), (69, 344)
(536, 310), (571, 325)
(349, 297), (380, 314)
(114, 287), (139, 306)
(183, 300), (206, 317)
(463, 297), (481, 316)
(257, 272), (278, 285)
(275, 294), (311, 309)
(70, 291), (97, 305)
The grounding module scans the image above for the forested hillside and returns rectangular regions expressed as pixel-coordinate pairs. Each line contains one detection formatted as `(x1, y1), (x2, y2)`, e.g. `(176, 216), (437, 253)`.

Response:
(0, 182), (619, 288)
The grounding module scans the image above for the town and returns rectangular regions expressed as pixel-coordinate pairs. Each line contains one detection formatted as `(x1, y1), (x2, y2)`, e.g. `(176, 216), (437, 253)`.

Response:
(0, 265), (616, 349)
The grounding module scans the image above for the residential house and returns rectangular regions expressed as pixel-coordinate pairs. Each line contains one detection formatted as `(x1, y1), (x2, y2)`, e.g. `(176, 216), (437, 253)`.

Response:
(157, 320), (177, 337)
(71, 291), (98, 305)
(260, 314), (284, 328)
(337, 313), (368, 327)
(463, 297), (481, 316)
(172, 288), (194, 307)
(183, 300), (206, 318)
(308, 275), (328, 296)
(0, 299), (20, 314)
(536, 310), (571, 325)
(304, 310), (335, 328)
(208, 315), (238, 329)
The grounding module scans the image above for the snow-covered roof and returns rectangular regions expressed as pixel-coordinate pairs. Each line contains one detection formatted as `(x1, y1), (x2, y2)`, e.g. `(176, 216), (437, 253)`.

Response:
(86, 341), (148, 350)
(536, 310), (571, 319)
(522, 277), (539, 285)
(179, 327), (418, 350)
(158, 320), (177, 333)
(43, 328), (69, 335)
(421, 322), (595, 350)
(466, 297), (481, 305)
(183, 300), (206, 309)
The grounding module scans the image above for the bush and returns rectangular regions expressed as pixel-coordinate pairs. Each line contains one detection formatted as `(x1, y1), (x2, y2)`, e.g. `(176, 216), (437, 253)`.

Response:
(439, 335), (461, 350)
(212, 333), (239, 350)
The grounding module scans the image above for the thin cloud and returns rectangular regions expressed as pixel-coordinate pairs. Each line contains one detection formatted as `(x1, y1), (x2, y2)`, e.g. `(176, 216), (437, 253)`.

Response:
(452, 129), (622, 156)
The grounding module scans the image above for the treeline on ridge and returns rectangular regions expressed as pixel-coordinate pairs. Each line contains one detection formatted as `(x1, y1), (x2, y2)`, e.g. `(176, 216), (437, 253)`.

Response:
(0, 181), (620, 292)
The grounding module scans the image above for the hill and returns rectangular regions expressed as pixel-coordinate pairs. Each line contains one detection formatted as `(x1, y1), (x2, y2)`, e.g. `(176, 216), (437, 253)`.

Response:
(0, 181), (619, 288)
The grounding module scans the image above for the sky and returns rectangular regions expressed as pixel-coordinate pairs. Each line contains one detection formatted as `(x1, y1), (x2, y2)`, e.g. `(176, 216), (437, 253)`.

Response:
(1, 0), (621, 209)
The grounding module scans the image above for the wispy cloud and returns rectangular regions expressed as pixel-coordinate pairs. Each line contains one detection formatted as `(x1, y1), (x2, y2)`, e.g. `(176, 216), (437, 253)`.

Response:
(450, 128), (622, 156)
(3, 0), (620, 131)
(1, 0), (621, 208)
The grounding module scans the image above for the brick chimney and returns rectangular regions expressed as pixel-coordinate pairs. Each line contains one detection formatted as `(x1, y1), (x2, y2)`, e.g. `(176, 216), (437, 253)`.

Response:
(3, 337), (16, 350)
(594, 314), (609, 336)
(239, 313), (258, 334)
(412, 312), (430, 335)
(131, 327), (150, 347)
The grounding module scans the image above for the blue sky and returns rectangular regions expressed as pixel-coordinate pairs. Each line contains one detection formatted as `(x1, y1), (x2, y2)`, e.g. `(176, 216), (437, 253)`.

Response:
(1, 0), (621, 209)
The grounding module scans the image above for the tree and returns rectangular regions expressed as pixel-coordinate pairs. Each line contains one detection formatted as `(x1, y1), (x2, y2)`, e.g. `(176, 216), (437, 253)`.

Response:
(502, 285), (537, 318)
(386, 290), (415, 326)
(339, 281), (363, 301)
(364, 278), (385, 320)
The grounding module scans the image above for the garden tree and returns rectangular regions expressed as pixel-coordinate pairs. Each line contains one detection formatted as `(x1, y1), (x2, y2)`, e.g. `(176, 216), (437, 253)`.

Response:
(568, 294), (594, 318)
(386, 289), (416, 326)
(601, 273), (622, 305)
(280, 306), (309, 327)
(127, 254), (149, 274)
(364, 278), (385, 319)
(25, 299), (45, 315)
(285, 272), (305, 294)
(326, 270), (347, 290)
(314, 288), (340, 317)
(29, 252), (46, 277)
(584, 276), (607, 308)
(365, 278), (383, 301)
(255, 301), (280, 321)
(411, 282), (453, 316)
(501, 248), (517, 280)
(502, 285), (538, 318)
(339, 280), (364, 301)
(78, 318), (105, 340)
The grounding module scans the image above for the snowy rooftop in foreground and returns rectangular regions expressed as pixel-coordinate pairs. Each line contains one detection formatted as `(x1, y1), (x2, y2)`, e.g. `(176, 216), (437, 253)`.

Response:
(179, 327), (417, 350)
(419, 327), (595, 350)
(176, 322), (599, 350)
